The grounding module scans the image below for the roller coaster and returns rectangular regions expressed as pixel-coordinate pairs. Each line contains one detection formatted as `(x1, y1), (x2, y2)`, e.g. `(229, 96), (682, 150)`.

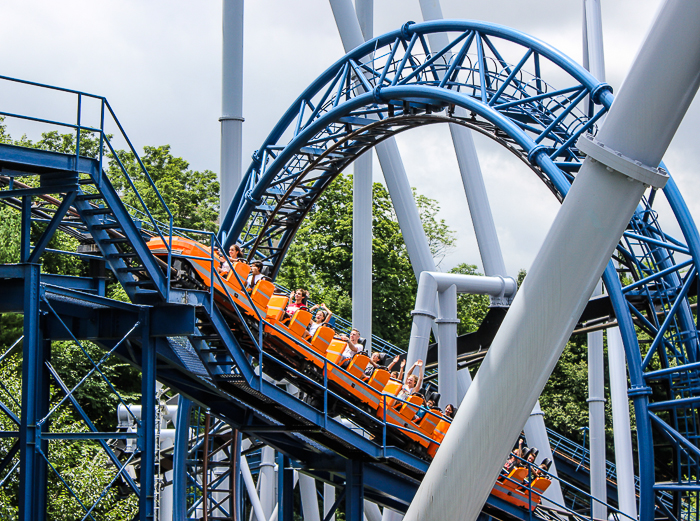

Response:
(1, 12), (700, 521)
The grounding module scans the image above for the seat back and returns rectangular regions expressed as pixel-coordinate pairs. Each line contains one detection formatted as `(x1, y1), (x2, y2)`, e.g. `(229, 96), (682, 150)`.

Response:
(347, 354), (370, 380)
(381, 380), (403, 408)
(399, 394), (424, 419)
(431, 419), (451, 444)
(531, 477), (551, 494)
(266, 295), (288, 323)
(368, 369), (390, 391)
(326, 339), (347, 365)
(234, 261), (251, 281)
(502, 468), (528, 489)
(311, 326), (335, 355)
(288, 309), (312, 337)
(251, 279), (275, 308)
(418, 410), (440, 435)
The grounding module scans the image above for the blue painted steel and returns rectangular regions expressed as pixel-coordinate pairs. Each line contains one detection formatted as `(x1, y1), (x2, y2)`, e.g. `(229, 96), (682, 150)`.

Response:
(139, 308), (156, 519)
(216, 19), (700, 521)
(278, 453), (294, 521)
(346, 459), (364, 521)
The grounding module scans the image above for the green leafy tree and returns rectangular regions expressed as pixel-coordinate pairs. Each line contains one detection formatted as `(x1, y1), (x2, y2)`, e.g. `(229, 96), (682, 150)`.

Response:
(449, 263), (490, 336)
(108, 144), (220, 232)
(277, 173), (455, 347)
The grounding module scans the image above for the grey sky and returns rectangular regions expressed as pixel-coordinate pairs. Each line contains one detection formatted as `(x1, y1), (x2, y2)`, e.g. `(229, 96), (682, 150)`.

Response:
(2, 0), (696, 276)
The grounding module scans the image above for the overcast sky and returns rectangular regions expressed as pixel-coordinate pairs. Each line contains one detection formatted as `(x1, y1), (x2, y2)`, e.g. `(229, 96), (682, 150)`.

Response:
(1, 0), (696, 276)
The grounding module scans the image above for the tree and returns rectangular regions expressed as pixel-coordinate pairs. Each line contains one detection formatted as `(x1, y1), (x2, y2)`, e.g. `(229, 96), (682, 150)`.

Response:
(108, 145), (220, 232)
(276, 173), (455, 347)
(449, 263), (490, 336)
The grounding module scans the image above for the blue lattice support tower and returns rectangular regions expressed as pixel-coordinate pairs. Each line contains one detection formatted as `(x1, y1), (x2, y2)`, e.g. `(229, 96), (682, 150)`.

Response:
(345, 459), (364, 521)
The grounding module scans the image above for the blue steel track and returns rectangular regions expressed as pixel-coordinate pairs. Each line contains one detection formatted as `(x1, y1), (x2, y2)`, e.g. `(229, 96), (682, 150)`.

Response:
(0, 19), (699, 521)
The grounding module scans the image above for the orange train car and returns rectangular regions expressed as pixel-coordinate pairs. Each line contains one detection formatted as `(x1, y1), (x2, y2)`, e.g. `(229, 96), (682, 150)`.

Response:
(146, 237), (451, 455)
(491, 468), (552, 511)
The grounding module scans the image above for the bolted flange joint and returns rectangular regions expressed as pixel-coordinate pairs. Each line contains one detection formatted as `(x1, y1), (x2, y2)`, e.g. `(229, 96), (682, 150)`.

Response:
(576, 134), (669, 189)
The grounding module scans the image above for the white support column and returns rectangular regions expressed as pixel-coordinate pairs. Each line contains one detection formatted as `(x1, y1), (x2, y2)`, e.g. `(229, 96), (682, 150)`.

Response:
(352, 0), (374, 352)
(418, 0), (508, 286)
(456, 367), (472, 400)
(324, 483), (336, 521)
(329, 0), (438, 287)
(523, 402), (565, 506)
(437, 285), (458, 406)
(299, 473), (321, 521)
(588, 282), (607, 519)
(364, 501), (382, 521)
(258, 446), (276, 520)
(220, 0), (245, 219)
(608, 326), (638, 518)
(403, 4), (700, 520)
(381, 508), (404, 521)
(241, 455), (269, 521)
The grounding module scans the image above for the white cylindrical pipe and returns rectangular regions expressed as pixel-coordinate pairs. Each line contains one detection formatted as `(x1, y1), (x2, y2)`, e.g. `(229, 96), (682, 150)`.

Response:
(324, 483), (336, 521)
(456, 367), (472, 401)
(299, 474), (321, 521)
(523, 402), (565, 506)
(220, 0), (245, 218)
(258, 446), (276, 520)
(382, 508), (404, 521)
(352, 0), (374, 353)
(588, 281), (607, 520)
(364, 501), (382, 521)
(584, 0), (606, 81)
(608, 326), (637, 518)
(406, 271), (517, 369)
(241, 455), (268, 521)
(404, 4), (700, 519)
(418, 0), (508, 284)
(437, 285), (459, 406)
(353, 151), (373, 353)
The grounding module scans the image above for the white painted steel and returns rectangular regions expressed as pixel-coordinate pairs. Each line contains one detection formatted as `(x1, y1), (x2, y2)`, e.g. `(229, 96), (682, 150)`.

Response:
(299, 473), (321, 521)
(352, 0), (374, 352)
(329, 0), (437, 286)
(608, 326), (637, 518)
(220, 0), (245, 219)
(584, 0), (606, 82)
(241, 455), (268, 521)
(403, 3), (700, 520)
(267, 471), (299, 521)
(406, 271), (517, 370)
(381, 508), (404, 521)
(324, 483), (336, 521)
(522, 402), (565, 505)
(456, 367), (472, 400)
(364, 501), (383, 521)
(418, 0), (508, 290)
(587, 282), (607, 520)
(437, 285), (458, 406)
(258, 446), (276, 520)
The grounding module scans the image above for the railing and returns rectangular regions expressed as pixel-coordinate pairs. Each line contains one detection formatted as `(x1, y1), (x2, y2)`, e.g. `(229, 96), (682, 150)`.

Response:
(0, 74), (174, 297)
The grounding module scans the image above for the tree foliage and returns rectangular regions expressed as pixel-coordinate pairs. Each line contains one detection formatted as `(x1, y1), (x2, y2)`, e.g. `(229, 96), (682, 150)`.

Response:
(276, 173), (455, 347)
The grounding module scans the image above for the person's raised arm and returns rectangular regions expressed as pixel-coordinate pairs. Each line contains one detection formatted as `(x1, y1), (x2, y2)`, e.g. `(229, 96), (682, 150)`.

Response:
(387, 355), (400, 372)
(414, 359), (424, 390)
(397, 359), (406, 381)
(322, 304), (332, 324)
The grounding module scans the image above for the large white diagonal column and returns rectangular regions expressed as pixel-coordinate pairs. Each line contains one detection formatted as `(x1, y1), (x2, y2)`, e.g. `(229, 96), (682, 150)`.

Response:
(352, 0), (374, 352)
(404, 3), (700, 520)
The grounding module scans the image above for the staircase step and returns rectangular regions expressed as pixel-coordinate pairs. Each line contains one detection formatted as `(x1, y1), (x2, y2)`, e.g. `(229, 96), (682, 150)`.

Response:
(78, 178), (96, 185)
(124, 280), (156, 288)
(117, 266), (146, 273)
(102, 238), (129, 244)
(108, 252), (139, 259)
(93, 223), (121, 230)
(82, 207), (114, 216)
(76, 193), (104, 201)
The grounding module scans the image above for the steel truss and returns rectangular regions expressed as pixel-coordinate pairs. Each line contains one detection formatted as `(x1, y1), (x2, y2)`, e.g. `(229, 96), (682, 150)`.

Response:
(219, 20), (700, 521)
(0, 19), (698, 521)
